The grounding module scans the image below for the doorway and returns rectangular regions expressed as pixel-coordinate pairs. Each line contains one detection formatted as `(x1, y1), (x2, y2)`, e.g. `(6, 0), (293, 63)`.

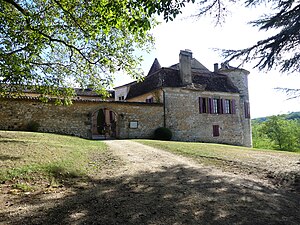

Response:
(91, 108), (117, 139)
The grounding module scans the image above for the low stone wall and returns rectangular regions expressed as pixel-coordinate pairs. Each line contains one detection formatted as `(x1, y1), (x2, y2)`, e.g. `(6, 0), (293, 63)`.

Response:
(0, 98), (164, 139)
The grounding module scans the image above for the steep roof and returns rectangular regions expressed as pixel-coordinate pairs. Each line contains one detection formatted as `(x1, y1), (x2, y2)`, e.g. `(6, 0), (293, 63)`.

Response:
(126, 68), (181, 99)
(170, 58), (210, 73)
(147, 58), (161, 76)
(126, 66), (239, 99)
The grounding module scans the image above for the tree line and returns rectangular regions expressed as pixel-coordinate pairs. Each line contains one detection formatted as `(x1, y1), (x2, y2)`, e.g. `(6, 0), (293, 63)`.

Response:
(252, 113), (300, 152)
(1, 0), (299, 102)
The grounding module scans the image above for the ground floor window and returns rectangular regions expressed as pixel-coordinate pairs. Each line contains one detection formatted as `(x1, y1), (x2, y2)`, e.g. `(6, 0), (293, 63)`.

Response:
(213, 125), (220, 137)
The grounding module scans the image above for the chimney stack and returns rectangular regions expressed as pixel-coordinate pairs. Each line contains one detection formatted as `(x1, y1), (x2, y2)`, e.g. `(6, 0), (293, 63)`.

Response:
(214, 63), (218, 72)
(179, 50), (192, 85)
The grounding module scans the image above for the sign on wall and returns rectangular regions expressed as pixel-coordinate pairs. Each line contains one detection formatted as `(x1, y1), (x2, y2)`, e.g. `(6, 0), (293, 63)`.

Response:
(129, 121), (138, 129)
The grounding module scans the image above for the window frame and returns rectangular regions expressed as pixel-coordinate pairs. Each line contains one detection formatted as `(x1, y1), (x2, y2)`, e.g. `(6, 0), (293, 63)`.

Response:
(213, 125), (220, 137)
(146, 97), (154, 103)
(199, 97), (236, 115)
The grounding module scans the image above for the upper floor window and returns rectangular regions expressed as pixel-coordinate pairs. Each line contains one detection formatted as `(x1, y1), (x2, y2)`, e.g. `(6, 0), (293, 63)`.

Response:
(224, 99), (231, 114)
(146, 97), (154, 103)
(118, 96), (125, 101)
(213, 98), (221, 114)
(199, 97), (236, 115)
(199, 97), (208, 113)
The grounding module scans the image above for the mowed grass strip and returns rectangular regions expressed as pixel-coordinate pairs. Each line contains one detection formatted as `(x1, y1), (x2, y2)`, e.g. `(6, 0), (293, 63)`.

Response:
(135, 140), (300, 173)
(0, 131), (108, 192)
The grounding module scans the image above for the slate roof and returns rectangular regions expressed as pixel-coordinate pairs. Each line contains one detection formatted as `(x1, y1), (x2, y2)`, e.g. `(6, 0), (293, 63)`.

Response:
(126, 68), (181, 99)
(75, 88), (115, 98)
(126, 64), (239, 99)
(147, 58), (161, 76)
(170, 58), (211, 73)
(192, 72), (239, 93)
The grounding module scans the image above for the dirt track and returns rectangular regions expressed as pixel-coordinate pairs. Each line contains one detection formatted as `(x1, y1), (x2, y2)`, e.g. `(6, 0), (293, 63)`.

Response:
(1, 140), (300, 225)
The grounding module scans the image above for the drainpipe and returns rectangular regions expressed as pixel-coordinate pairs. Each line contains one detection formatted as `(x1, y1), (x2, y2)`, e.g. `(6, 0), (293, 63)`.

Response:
(163, 89), (166, 128)
(162, 72), (166, 128)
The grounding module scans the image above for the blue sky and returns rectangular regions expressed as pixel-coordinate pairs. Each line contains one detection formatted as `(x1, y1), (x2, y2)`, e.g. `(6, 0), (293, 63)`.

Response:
(115, 2), (300, 118)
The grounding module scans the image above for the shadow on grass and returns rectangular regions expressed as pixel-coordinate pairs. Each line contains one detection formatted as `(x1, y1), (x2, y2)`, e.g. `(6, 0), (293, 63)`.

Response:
(0, 139), (27, 144)
(0, 154), (22, 161)
(1, 165), (300, 225)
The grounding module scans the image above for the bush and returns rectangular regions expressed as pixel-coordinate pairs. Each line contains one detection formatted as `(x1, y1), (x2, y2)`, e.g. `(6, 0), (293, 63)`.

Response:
(27, 121), (40, 132)
(153, 127), (172, 141)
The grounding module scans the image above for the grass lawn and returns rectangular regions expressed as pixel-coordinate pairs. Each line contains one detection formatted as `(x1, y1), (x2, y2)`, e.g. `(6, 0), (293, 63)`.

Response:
(0, 131), (109, 192)
(135, 140), (300, 174)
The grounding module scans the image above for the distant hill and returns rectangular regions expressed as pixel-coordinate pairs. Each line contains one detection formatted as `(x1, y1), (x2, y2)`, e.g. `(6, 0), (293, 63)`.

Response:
(252, 112), (300, 123)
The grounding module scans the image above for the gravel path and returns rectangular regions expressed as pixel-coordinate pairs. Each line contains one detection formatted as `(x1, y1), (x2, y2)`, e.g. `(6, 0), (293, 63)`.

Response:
(1, 140), (300, 225)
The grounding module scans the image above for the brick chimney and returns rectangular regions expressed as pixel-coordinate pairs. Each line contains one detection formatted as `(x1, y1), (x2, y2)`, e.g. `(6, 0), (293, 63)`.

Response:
(179, 50), (192, 85)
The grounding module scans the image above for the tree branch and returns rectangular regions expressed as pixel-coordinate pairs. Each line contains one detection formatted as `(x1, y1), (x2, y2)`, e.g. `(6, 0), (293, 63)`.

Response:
(2, 0), (29, 16)
(52, 0), (88, 35)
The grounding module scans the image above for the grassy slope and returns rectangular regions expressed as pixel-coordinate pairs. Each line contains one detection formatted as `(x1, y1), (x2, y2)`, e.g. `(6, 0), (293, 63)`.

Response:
(135, 140), (300, 174)
(0, 131), (109, 192)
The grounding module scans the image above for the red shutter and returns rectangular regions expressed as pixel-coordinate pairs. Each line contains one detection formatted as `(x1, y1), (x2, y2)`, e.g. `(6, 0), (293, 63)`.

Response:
(213, 125), (220, 137)
(208, 98), (213, 114)
(199, 97), (203, 113)
(244, 102), (250, 118)
(221, 99), (225, 114)
(219, 99), (223, 114)
(231, 99), (236, 114)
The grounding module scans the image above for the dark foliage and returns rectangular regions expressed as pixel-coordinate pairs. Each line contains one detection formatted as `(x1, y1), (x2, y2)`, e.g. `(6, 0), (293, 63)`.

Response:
(153, 127), (172, 141)
(26, 121), (40, 132)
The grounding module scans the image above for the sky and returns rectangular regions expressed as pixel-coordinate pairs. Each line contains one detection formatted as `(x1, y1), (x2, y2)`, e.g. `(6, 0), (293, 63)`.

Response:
(115, 2), (300, 119)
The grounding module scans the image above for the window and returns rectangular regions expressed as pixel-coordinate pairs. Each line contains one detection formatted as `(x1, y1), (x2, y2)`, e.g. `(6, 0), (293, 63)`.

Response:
(213, 98), (221, 114)
(213, 125), (220, 137)
(199, 97), (209, 113)
(224, 99), (231, 114)
(118, 96), (125, 101)
(199, 97), (236, 115)
(146, 97), (154, 103)
(244, 101), (250, 118)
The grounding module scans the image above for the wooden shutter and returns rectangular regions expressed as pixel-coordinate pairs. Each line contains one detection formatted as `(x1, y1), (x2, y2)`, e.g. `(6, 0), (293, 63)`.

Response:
(244, 102), (250, 118)
(218, 99), (223, 114)
(231, 99), (236, 114)
(199, 97), (203, 113)
(221, 99), (225, 114)
(208, 98), (212, 114)
(213, 125), (220, 137)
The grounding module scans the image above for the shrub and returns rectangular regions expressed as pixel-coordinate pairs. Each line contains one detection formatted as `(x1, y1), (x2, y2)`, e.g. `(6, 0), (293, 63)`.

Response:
(153, 127), (172, 141)
(27, 121), (40, 132)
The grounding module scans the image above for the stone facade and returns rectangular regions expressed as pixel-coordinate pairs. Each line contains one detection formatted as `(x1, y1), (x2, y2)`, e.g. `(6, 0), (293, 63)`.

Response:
(120, 50), (252, 147)
(0, 98), (163, 139)
(164, 87), (251, 146)
(0, 49), (252, 147)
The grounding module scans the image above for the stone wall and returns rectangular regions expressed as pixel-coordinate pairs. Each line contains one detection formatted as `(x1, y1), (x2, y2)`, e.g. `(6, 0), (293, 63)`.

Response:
(218, 68), (252, 147)
(164, 87), (252, 147)
(0, 98), (164, 139)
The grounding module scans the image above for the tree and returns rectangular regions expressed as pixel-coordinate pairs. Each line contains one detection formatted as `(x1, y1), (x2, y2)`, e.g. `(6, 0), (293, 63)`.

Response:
(0, 0), (194, 103)
(1, 0), (299, 103)
(261, 116), (300, 151)
(192, 0), (299, 74)
(193, 0), (300, 98)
